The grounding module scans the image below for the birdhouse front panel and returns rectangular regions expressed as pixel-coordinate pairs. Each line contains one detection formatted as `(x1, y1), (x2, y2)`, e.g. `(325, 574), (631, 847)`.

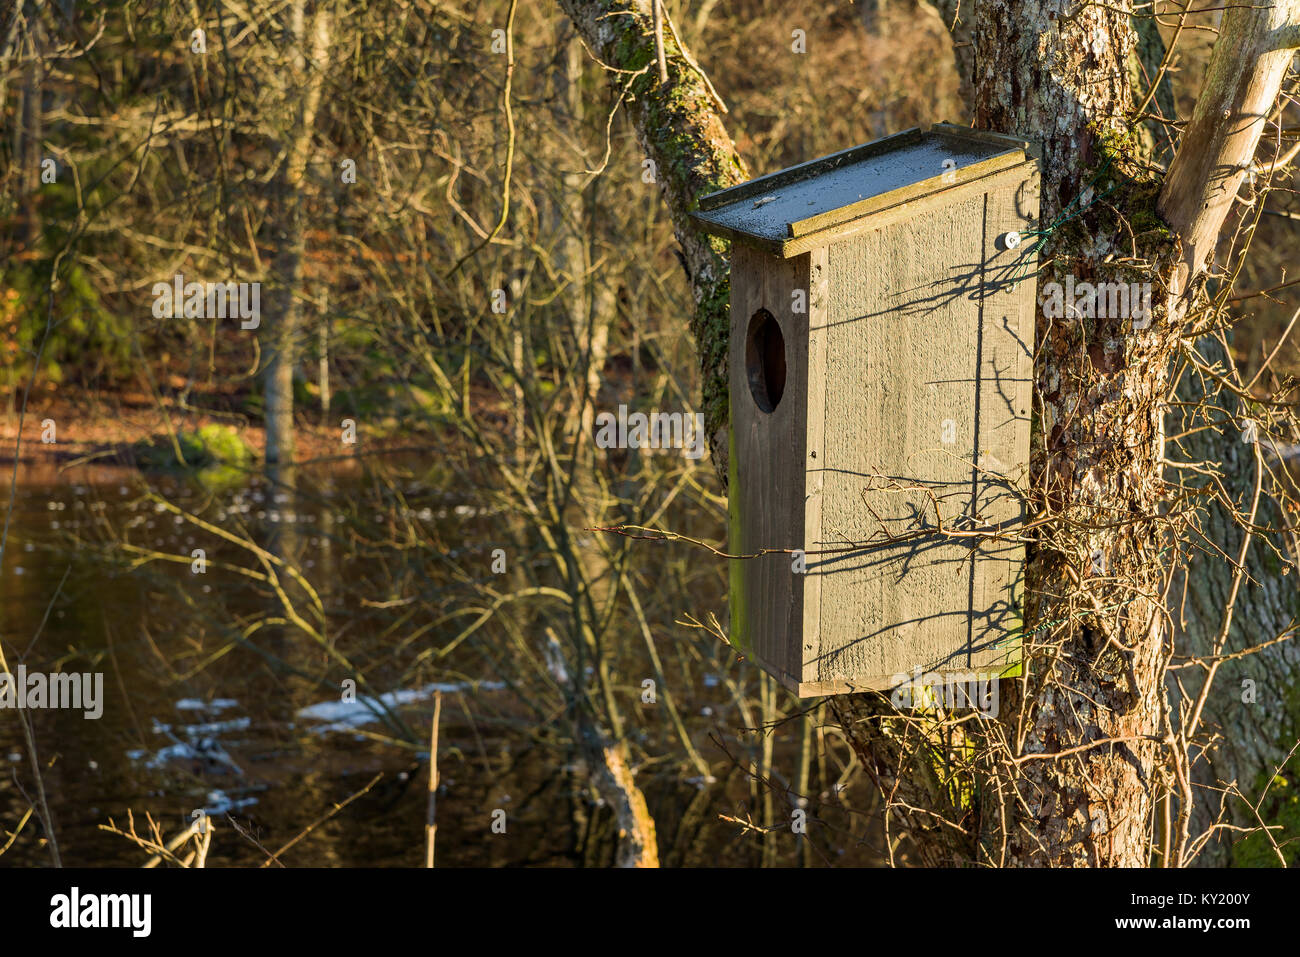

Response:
(696, 125), (1039, 697)
(814, 169), (1035, 693)
(726, 242), (814, 683)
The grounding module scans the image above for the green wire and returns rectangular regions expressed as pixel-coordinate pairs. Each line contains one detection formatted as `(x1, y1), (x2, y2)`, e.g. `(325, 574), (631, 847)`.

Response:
(1005, 155), (1120, 287)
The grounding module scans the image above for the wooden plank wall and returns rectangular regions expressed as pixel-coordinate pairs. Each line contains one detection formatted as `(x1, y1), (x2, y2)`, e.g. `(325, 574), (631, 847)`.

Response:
(807, 168), (1037, 690)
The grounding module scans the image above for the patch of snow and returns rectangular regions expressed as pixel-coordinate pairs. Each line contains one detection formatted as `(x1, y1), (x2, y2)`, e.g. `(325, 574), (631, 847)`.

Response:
(175, 698), (240, 713)
(296, 681), (505, 734)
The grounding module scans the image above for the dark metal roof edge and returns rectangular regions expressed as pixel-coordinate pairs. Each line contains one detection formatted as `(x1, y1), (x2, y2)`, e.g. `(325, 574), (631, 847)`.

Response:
(928, 122), (1033, 152)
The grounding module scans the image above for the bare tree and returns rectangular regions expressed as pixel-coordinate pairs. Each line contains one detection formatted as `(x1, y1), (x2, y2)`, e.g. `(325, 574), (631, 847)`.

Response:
(262, 0), (333, 465)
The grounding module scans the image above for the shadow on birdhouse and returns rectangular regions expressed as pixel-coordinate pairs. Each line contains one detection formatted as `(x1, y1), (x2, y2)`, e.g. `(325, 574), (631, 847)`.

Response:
(693, 124), (1040, 698)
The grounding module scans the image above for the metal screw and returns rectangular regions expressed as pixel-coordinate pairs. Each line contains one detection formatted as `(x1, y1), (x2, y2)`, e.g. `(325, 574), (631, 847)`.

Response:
(1002, 231), (1022, 250)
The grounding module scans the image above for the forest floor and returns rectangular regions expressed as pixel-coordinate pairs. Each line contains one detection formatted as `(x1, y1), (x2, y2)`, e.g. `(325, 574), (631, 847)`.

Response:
(0, 386), (428, 470)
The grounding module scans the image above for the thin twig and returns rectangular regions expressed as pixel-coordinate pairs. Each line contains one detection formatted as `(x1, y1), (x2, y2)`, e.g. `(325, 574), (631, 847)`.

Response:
(446, 0), (517, 277)
(426, 691), (442, 868)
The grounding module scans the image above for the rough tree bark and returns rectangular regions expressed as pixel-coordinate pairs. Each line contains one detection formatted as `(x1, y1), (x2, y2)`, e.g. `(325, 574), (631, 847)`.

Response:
(559, 0), (1300, 865)
(965, 0), (1179, 869)
(924, 0), (1296, 866)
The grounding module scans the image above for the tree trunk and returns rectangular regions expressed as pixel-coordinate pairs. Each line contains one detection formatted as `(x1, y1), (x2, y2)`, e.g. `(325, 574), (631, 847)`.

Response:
(966, 0), (1182, 869)
(555, 0), (749, 471)
(1168, 334), (1300, 866)
(15, 4), (45, 247)
(263, 0), (332, 465)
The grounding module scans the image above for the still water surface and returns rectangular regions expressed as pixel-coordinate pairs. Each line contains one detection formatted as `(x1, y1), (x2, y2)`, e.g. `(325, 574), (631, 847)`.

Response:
(1, 454), (879, 866)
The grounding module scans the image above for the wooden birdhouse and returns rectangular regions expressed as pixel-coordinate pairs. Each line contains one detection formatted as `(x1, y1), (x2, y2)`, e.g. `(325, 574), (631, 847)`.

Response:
(693, 124), (1039, 697)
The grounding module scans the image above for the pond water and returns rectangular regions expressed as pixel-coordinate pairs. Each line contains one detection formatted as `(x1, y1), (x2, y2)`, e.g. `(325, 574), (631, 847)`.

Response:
(0, 454), (882, 867)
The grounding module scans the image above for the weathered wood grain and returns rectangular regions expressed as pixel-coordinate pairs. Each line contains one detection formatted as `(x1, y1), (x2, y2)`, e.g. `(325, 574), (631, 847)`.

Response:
(728, 242), (810, 685)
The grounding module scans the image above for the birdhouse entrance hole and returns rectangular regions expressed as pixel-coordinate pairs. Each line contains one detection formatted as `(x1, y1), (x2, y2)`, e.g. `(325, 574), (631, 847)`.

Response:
(745, 308), (786, 413)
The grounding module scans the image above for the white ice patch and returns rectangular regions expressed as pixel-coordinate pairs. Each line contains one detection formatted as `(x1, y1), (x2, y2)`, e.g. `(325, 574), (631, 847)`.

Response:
(296, 681), (505, 734)
(203, 788), (258, 815)
(127, 717), (246, 774)
(175, 698), (239, 713)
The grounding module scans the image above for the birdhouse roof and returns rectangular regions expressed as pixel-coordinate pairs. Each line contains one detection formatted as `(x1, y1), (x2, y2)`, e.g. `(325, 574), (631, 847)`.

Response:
(691, 124), (1032, 258)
